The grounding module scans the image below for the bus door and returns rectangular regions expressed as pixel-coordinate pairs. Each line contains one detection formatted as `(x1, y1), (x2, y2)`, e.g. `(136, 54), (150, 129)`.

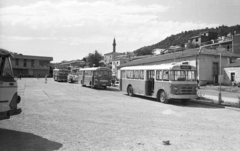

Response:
(82, 71), (85, 85)
(146, 70), (155, 95)
(91, 71), (94, 86)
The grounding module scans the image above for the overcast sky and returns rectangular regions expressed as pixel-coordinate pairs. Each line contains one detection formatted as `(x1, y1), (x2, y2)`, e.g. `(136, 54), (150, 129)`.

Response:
(0, 0), (239, 62)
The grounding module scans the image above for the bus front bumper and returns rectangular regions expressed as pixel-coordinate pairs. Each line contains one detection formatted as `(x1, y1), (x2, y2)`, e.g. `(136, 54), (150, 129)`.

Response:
(0, 108), (22, 120)
(9, 108), (22, 116)
(168, 94), (197, 100)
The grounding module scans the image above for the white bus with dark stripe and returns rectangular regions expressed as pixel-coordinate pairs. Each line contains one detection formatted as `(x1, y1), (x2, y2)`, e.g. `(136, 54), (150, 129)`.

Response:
(120, 63), (198, 103)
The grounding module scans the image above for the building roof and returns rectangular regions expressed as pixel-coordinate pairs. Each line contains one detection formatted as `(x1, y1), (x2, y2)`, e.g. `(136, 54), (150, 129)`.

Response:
(224, 60), (240, 67)
(12, 54), (53, 61)
(0, 48), (13, 57)
(118, 48), (240, 68)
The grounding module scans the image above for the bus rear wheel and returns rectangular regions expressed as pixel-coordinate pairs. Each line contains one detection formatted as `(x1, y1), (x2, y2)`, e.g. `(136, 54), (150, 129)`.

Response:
(127, 86), (134, 97)
(158, 90), (168, 103)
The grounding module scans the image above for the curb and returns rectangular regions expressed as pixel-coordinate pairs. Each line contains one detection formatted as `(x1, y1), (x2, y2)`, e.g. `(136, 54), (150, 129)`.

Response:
(190, 99), (240, 111)
(189, 99), (224, 108)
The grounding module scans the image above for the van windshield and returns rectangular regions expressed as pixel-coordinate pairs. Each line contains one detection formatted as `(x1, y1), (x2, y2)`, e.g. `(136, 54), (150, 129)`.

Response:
(0, 56), (13, 78)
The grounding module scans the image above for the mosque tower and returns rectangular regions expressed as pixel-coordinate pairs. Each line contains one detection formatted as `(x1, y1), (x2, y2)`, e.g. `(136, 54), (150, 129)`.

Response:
(113, 38), (116, 53)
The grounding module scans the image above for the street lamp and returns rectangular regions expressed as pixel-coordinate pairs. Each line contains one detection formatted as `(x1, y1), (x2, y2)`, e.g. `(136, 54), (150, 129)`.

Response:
(217, 47), (225, 104)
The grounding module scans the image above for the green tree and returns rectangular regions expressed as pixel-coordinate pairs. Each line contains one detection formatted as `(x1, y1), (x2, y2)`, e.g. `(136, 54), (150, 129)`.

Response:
(87, 50), (103, 67)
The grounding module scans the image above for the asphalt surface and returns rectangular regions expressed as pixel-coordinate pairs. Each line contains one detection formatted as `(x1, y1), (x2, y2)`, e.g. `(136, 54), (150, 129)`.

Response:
(0, 78), (240, 151)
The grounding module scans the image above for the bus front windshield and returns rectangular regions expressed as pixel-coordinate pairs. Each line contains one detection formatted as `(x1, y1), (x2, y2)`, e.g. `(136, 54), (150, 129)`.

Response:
(170, 70), (196, 81)
(0, 56), (13, 78)
(95, 70), (111, 76)
(59, 71), (68, 75)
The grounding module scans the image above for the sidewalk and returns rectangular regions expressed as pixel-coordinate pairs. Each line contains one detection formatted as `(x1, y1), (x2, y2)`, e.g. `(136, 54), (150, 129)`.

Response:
(195, 86), (240, 108)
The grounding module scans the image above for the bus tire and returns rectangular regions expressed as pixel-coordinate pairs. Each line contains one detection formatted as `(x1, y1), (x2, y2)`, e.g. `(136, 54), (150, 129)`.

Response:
(103, 86), (107, 89)
(128, 86), (134, 97)
(158, 90), (168, 103)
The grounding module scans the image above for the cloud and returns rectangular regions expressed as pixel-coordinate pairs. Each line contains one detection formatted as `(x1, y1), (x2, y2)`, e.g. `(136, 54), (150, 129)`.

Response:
(0, 0), (218, 46)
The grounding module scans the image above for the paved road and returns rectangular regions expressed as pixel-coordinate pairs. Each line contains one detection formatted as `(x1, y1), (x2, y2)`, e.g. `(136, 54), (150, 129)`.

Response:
(1, 78), (240, 151)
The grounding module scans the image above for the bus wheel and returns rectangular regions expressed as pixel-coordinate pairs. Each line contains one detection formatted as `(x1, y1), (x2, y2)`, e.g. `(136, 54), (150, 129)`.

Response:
(103, 86), (107, 89)
(158, 90), (168, 103)
(128, 86), (134, 97)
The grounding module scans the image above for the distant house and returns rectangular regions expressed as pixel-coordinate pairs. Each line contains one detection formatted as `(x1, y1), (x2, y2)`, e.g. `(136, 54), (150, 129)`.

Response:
(188, 31), (218, 47)
(223, 59), (240, 85)
(118, 48), (240, 85)
(52, 60), (86, 69)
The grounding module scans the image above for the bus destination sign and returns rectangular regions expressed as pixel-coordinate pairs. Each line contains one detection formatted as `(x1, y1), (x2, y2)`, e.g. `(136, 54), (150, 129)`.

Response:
(180, 65), (191, 69)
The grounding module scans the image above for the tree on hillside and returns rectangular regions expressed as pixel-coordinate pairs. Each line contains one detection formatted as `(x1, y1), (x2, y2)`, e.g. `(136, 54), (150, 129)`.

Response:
(86, 50), (103, 67)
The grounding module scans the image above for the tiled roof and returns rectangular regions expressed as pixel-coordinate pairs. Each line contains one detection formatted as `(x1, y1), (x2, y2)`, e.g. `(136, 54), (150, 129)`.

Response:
(119, 48), (240, 68)
(225, 60), (240, 67)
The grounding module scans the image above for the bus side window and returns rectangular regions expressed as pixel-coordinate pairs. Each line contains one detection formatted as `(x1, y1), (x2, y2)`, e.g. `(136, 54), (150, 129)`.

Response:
(134, 70), (139, 79)
(156, 70), (162, 81)
(140, 70), (144, 80)
(121, 70), (125, 79)
(130, 70), (134, 79)
(163, 70), (169, 81)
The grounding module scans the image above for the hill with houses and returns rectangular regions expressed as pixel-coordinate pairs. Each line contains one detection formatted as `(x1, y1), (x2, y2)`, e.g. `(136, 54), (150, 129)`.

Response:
(133, 25), (240, 56)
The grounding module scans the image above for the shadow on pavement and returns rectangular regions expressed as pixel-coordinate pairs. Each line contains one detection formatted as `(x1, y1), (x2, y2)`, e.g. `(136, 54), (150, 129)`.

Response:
(0, 128), (63, 151)
(84, 86), (121, 92)
(124, 94), (225, 109)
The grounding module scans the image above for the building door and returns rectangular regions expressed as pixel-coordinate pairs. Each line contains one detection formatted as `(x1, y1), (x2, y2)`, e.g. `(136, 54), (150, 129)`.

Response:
(212, 62), (219, 84)
(231, 72), (235, 82)
(146, 70), (155, 95)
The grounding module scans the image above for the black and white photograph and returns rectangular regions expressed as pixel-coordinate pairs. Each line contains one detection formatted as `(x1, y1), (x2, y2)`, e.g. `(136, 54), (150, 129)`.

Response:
(1, 0), (240, 150)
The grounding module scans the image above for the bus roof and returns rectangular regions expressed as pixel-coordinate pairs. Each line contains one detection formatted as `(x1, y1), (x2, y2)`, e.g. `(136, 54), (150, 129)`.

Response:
(0, 48), (13, 57)
(80, 67), (111, 71)
(120, 63), (196, 70)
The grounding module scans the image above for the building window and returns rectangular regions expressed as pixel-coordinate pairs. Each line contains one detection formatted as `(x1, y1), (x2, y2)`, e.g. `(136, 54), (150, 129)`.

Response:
(31, 59), (35, 67)
(24, 59), (27, 67)
(15, 59), (19, 66)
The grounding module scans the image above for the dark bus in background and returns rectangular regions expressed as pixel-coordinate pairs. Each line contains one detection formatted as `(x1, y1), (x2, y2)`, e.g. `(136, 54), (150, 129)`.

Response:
(79, 67), (112, 89)
(53, 68), (69, 82)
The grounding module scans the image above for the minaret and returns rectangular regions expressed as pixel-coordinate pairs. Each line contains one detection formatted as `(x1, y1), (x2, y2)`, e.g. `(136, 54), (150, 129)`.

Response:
(113, 38), (116, 53)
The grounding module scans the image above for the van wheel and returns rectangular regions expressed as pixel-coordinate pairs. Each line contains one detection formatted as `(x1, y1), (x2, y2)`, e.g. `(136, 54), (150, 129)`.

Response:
(158, 90), (168, 103)
(127, 86), (134, 97)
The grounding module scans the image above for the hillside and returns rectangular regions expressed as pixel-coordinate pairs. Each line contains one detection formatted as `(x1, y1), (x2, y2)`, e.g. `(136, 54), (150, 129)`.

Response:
(133, 25), (240, 56)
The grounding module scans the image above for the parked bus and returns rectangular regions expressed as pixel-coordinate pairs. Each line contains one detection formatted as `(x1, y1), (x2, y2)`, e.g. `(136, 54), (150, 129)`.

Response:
(120, 63), (197, 103)
(67, 68), (80, 83)
(79, 67), (112, 89)
(53, 68), (69, 82)
(0, 49), (22, 120)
